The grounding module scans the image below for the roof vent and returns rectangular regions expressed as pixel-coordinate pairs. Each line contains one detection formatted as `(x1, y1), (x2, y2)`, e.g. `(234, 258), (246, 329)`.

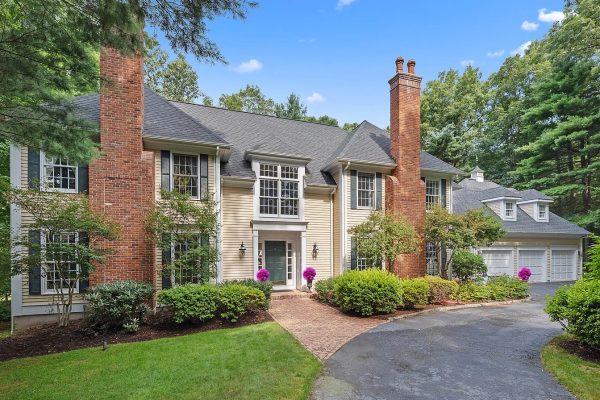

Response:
(471, 166), (485, 182)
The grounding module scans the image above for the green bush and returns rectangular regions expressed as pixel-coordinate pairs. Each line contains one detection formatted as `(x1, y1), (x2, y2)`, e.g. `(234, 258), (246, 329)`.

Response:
(452, 282), (493, 302)
(218, 284), (267, 322)
(452, 250), (487, 282)
(334, 269), (403, 316)
(158, 284), (219, 324)
(0, 300), (10, 322)
(418, 276), (458, 303)
(400, 279), (429, 308)
(314, 278), (336, 305)
(220, 279), (273, 302)
(546, 279), (600, 349)
(85, 280), (154, 332)
(487, 276), (529, 300)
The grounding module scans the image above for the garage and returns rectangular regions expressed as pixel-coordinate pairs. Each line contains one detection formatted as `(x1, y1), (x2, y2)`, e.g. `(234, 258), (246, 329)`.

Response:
(518, 249), (546, 282)
(551, 250), (576, 281)
(481, 250), (514, 277)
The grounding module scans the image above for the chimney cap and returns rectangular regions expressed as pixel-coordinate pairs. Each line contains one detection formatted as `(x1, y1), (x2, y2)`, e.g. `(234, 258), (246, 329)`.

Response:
(395, 57), (404, 73)
(407, 59), (416, 74)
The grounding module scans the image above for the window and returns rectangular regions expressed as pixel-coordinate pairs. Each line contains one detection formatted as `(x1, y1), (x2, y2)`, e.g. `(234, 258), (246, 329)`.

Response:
(357, 172), (375, 208)
(167, 234), (209, 285)
(43, 155), (77, 192)
(259, 164), (299, 217)
(42, 232), (79, 294)
(425, 179), (440, 208)
(426, 242), (438, 275)
(351, 238), (381, 270)
(172, 154), (199, 197)
(505, 201), (515, 218)
(538, 204), (547, 220)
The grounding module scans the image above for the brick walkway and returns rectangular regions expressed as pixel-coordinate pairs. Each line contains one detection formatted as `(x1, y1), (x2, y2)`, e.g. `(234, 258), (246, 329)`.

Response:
(268, 297), (385, 361)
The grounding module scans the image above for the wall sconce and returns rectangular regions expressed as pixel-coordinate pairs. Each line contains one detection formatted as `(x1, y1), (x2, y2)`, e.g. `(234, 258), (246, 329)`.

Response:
(312, 243), (319, 258)
(239, 242), (246, 256)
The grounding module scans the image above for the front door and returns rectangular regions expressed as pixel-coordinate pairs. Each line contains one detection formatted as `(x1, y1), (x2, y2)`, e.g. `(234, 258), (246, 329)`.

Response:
(264, 241), (288, 286)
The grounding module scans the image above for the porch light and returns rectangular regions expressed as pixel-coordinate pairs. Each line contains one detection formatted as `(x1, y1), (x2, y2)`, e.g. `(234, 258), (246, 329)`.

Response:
(312, 243), (319, 258)
(239, 242), (246, 256)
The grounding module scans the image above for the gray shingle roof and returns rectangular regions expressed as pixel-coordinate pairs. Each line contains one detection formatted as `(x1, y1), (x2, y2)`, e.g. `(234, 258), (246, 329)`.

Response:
(421, 151), (466, 175)
(454, 178), (589, 236)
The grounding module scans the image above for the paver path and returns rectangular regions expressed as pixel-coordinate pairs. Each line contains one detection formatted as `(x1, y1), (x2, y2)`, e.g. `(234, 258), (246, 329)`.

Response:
(268, 297), (385, 360)
(312, 282), (574, 400)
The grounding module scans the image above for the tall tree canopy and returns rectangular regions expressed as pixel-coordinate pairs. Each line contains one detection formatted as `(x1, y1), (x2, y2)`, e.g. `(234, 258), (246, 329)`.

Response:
(274, 93), (307, 120)
(219, 85), (275, 114)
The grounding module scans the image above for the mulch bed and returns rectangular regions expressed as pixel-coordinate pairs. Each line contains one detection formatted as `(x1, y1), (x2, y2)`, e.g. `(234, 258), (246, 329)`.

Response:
(0, 311), (272, 362)
(554, 336), (600, 364)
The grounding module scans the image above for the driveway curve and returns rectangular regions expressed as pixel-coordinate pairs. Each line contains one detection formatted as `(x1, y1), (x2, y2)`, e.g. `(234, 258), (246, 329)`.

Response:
(312, 283), (573, 400)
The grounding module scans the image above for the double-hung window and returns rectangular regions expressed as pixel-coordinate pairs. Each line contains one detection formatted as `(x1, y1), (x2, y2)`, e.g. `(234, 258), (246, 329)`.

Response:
(425, 178), (440, 208)
(357, 172), (375, 208)
(42, 231), (79, 294)
(259, 164), (299, 217)
(43, 155), (77, 193)
(538, 204), (547, 220)
(505, 201), (515, 218)
(172, 154), (199, 198)
(172, 234), (202, 285)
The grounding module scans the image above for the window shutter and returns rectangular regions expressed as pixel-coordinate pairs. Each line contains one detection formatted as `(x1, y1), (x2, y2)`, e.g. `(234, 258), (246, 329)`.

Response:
(441, 179), (447, 209)
(28, 148), (40, 189)
(78, 164), (89, 193)
(350, 170), (357, 209)
(200, 154), (209, 199)
(160, 150), (171, 191)
(28, 230), (42, 295)
(375, 172), (382, 210)
(161, 233), (172, 289)
(200, 234), (209, 282)
(441, 246), (448, 276)
(78, 232), (89, 291)
(350, 237), (357, 270)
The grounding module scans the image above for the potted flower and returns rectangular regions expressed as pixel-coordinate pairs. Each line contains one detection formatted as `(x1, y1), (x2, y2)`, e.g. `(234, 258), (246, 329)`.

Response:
(257, 268), (270, 282)
(303, 267), (317, 291)
(518, 267), (532, 281)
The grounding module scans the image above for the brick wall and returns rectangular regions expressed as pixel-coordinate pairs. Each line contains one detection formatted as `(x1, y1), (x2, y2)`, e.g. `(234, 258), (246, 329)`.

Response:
(88, 47), (155, 285)
(385, 57), (426, 278)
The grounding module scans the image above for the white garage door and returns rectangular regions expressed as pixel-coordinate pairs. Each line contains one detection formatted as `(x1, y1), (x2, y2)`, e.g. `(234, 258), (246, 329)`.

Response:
(518, 250), (546, 282)
(551, 250), (576, 281)
(481, 250), (513, 277)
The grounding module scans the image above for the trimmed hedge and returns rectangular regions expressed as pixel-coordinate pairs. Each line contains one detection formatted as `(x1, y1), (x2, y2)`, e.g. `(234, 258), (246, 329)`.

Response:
(218, 284), (267, 322)
(314, 278), (336, 305)
(418, 276), (458, 303)
(334, 269), (403, 316)
(157, 284), (219, 324)
(452, 276), (529, 302)
(219, 279), (273, 303)
(400, 279), (429, 308)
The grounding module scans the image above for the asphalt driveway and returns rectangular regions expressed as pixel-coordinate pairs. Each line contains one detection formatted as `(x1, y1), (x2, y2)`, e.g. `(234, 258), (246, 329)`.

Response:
(312, 282), (574, 400)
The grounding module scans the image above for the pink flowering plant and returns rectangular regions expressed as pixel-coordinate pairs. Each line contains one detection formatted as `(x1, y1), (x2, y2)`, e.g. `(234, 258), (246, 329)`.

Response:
(256, 268), (270, 282)
(303, 267), (317, 283)
(518, 267), (532, 281)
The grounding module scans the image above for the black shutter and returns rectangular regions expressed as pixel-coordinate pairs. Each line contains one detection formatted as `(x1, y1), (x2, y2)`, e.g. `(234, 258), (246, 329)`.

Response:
(28, 148), (40, 189)
(441, 246), (448, 277)
(441, 179), (447, 209)
(161, 234), (172, 289)
(78, 164), (89, 193)
(200, 234), (209, 282)
(78, 232), (89, 291)
(350, 237), (357, 270)
(200, 154), (209, 199)
(350, 170), (357, 209)
(375, 172), (382, 210)
(161, 150), (171, 191)
(28, 230), (42, 295)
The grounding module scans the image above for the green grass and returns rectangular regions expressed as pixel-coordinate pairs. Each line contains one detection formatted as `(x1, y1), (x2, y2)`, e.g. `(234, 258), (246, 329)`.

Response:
(0, 322), (321, 400)
(541, 335), (600, 400)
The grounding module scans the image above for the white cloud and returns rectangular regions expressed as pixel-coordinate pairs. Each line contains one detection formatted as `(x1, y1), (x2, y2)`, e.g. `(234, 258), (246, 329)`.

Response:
(306, 92), (325, 103)
(486, 49), (505, 58)
(231, 59), (263, 73)
(521, 20), (539, 31)
(460, 60), (474, 67)
(538, 8), (565, 23)
(336, 0), (356, 10)
(511, 41), (532, 56)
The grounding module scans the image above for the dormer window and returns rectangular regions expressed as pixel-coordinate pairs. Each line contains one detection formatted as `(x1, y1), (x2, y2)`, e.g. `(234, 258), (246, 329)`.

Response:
(538, 204), (547, 220)
(504, 201), (515, 219)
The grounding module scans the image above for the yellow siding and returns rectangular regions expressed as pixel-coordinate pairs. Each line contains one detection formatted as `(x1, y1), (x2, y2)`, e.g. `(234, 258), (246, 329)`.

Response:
(221, 186), (254, 280)
(304, 192), (333, 281)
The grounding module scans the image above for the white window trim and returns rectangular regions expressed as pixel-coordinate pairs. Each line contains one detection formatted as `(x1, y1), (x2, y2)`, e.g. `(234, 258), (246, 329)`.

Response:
(40, 231), (80, 295)
(171, 152), (201, 200)
(356, 171), (376, 210)
(536, 203), (549, 222)
(167, 234), (204, 285)
(40, 152), (78, 194)
(425, 178), (441, 208)
(256, 162), (301, 219)
(503, 201), (517, 221)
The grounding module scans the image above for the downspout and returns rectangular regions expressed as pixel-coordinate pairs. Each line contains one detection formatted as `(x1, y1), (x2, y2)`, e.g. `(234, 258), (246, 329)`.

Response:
(329, 187), (336, 278)
(341, 161), (350, 272)
(214, 147), (222, 282)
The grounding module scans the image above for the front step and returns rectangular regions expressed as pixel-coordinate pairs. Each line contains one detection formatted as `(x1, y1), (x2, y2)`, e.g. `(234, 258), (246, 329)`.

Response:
(271, 290), (313, 300)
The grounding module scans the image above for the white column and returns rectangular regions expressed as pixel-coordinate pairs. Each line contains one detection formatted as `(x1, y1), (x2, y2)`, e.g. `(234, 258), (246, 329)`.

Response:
(252, 229), (259, 279)
(300, 231), (307, 289)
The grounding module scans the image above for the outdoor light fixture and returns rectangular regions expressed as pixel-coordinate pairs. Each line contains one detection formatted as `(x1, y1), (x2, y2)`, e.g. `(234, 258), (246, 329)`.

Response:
(239, 242), (246, 256)
(312, 243), (319, 258)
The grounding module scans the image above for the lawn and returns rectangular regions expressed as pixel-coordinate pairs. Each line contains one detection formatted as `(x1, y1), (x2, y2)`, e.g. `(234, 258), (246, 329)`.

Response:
(541, 335), (600, 400)
(0, 322), (321, 400)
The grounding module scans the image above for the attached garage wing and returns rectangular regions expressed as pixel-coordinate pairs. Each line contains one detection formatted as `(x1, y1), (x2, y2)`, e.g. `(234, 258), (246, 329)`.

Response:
(518, 249), (547, 283)
(551, 250), (576, 281)
(481, 250), (514, 277)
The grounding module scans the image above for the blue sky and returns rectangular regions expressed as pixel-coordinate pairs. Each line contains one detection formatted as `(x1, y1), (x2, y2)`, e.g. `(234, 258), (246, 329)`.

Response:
(152, 0), (565, 128)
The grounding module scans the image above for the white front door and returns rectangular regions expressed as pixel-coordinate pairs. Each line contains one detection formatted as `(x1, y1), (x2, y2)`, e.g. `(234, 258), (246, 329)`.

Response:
(551, 250), (576, 281)
(481, 250), (514, 277)
(518, 249), (547, 282)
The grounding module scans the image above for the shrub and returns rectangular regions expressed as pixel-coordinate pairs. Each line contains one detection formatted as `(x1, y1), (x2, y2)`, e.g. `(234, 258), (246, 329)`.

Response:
(218, 284), (267, 322)
(546, 279), (600, 349)
(157, 284), (219, 324)
(418, 276), (458, 303)
(452, 281), (492, 302)
(334, 269), (403, 316)
(487, 276), (529, 300)
(0, 300), (10, 322)
(400, 279), (429, 308)
(314, 278), (336, 305)
(85, 280), (154, 332)
(452, 250), (487, 282)
(220, 279), (273, 301)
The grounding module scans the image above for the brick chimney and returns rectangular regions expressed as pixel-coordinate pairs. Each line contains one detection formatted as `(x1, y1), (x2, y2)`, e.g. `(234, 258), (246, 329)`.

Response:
(88, 47), (155, 285)
(385, 56), (426, 278)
